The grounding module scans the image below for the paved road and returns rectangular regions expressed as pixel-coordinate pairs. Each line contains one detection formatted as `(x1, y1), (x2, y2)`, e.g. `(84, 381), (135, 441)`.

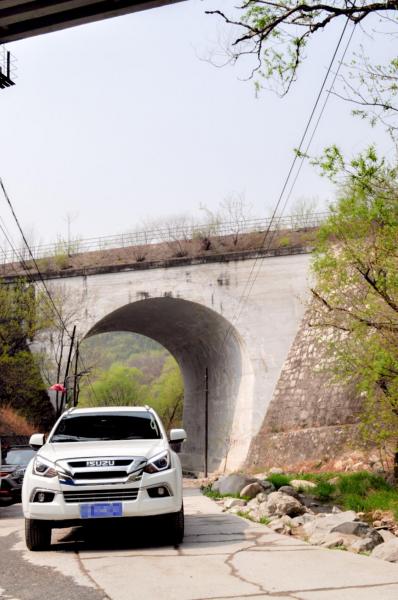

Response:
(1, 488), (398, 600)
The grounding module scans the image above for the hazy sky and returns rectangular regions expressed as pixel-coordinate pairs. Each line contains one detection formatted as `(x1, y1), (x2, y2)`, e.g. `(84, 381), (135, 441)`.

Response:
(0, 0), (394, 247)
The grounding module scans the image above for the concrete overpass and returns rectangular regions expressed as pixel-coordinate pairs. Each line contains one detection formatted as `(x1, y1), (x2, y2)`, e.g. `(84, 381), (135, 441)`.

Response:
(32, 250), (312, 474)
(0, 0), (184, 44)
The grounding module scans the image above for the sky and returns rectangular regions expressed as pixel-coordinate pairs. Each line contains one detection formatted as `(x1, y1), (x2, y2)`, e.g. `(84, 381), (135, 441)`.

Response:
(0, 0), (395, 247)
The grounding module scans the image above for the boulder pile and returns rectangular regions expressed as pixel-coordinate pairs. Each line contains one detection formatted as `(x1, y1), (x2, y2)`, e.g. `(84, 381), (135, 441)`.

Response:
(207, 472), (398, 563)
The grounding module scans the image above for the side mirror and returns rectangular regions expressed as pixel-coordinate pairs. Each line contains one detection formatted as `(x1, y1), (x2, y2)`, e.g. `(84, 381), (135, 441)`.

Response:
(169, 429), (187, 443)
(29, 433), (45, 450)
(169, 429), (187, 454)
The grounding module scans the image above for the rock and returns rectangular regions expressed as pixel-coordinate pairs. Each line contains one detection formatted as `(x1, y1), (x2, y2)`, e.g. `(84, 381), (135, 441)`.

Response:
(224, 498), (247, 510)
(240, 482), (264, 499)
(350, 531), (383, 553)
(378, 529), (397, 543)
(328, 477), (340, 486)
(268, 515), (293, 534)
(259, 480), (275, 494)
(266, 491), (305, 518)
(278, 485), (300, 499)
(290, 479), (317, 491)
(256, 492), (269, 503)
(371, 539), (398, 562)
(318, 532), (349, 549)
(254, 472), (268, 480)
(291, 514), (315, 527)
(229, 506), (247, 515)
(331, 521), (370, 538)
(268, 467), (284, 475)
(248, 502), (270, 522)
(303, 511), (358, 539)
(213, 474), (257, 495)
(246, 498), (260, 510)
(332, 506), (342, 514)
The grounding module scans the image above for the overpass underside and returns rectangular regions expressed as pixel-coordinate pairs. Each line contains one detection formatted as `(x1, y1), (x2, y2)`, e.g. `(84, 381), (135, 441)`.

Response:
(0, 0), (184, 44)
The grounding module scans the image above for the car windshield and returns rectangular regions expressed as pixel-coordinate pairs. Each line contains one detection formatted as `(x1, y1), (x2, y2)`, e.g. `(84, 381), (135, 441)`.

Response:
(50, 412), (162, 442)
(3, 448), (36, 465)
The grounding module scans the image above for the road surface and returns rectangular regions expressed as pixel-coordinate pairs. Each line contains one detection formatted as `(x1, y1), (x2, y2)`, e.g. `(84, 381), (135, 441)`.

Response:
(1, 488), (398, 599)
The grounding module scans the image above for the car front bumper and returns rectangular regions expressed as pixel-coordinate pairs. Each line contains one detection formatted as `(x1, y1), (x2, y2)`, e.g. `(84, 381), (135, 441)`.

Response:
(23, 468), (182, 523)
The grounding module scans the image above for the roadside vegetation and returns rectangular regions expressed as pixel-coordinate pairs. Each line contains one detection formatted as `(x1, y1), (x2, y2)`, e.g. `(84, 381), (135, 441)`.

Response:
(203, 472), (398, 521)
(78, 332), (184, 430)
(0, 280), (54, 430)
(204, 472), (398, 521)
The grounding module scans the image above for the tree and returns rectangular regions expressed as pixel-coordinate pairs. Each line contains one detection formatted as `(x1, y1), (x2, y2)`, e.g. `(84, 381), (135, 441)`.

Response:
(150, 356), (184, 431)
(309, 146), (398, 475)
(78, 363), (150, 407)
(0, 280), (54, 429)
(208, 0), (398, 137)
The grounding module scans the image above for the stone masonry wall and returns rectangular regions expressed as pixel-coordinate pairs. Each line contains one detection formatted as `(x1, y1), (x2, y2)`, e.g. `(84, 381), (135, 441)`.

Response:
(247, 313), (364, 469)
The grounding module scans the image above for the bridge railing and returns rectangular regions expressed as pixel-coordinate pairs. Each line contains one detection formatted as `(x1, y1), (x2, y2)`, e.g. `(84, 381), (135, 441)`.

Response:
(0, 211), (329, 264)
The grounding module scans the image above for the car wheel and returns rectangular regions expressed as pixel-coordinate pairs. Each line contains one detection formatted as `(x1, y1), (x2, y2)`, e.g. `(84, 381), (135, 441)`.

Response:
(25, 518), (51, 551)
(169, 504), (184, 546)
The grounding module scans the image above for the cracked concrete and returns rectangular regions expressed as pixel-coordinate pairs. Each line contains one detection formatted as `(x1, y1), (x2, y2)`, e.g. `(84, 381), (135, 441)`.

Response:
(1, 488), (398, 600)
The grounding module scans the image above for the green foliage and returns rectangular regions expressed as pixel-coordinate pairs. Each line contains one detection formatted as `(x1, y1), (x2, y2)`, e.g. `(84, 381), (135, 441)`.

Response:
(0, 280), (54, 429)
(79, 363), (149, 407)
(79, 335), (184, 429)
(311, 481), (336, 501)
(259, 516), (271, 525)
(310, 147), (398, 468)
(149, 356), (183, 430)
(278, 235), (291, 248)
(266, 473), (292, 488)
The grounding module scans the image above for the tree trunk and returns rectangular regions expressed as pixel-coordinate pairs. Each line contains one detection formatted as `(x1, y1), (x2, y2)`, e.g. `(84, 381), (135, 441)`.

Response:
(394, 447), (398, 482)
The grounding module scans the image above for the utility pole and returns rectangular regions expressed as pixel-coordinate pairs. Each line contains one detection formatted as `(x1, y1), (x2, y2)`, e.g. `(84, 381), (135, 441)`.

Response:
(204, 367), (209, 478)
(63, 325), (76, 407)
(73, 341), (79, 407)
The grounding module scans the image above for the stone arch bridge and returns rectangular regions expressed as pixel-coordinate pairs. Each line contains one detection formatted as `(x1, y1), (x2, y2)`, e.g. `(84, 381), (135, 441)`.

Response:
(31, 249), (313, 473)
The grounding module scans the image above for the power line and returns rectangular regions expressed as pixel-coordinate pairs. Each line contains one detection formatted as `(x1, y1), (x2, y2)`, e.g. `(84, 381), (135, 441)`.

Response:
(0, 178), (98, 405)
(217, 18), (355, 353)
(0, 178), (75, 339)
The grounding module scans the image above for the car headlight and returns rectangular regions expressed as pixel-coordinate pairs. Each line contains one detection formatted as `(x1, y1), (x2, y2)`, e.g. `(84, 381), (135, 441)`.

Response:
(144, 450), (170, 474)
(33, 457), (58, 478)
(13, 468), (26, 479)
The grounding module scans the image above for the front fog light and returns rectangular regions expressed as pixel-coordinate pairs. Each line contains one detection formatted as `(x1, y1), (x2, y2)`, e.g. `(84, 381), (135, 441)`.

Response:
(33, 491), (55, 503)
(147, 486), (171, 498)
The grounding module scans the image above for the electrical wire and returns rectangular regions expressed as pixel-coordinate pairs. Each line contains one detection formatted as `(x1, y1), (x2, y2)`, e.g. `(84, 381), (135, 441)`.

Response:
(0, 178), (99, 405)
(217, 17), (356, 355)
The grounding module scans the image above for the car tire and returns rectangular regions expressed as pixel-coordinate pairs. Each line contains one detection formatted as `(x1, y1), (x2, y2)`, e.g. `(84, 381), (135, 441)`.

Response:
(25, 518), (51, 551)
(169, 504), (184, 546)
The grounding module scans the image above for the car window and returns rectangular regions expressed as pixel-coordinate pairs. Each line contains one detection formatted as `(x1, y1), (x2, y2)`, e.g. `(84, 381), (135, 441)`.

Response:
(50, 412), (162, 442)
(3, 448), (36, 465)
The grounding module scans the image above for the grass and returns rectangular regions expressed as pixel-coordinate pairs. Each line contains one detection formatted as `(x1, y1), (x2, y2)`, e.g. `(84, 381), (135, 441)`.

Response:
(265, 473), (292, 488)
(204, 472), (398, 521)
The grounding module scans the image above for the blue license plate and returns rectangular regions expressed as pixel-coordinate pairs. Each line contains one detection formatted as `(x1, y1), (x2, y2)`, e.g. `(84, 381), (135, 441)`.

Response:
(80, 502), (123, 519)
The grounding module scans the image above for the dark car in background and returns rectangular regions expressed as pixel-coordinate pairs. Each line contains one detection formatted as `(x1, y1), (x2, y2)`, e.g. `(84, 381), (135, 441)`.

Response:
(1, 445), (36, 505)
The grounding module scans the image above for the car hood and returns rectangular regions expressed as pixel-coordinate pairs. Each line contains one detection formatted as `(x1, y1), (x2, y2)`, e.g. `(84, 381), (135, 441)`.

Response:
(38, 439), (167, 463)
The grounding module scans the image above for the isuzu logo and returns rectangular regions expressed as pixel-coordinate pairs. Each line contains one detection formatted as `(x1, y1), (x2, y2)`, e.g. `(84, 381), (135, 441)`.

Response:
(86, 459), (115, 467)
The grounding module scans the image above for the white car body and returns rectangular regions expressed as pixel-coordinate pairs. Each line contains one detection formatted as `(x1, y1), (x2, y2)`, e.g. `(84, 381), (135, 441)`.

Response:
(22, 406), (186, 550)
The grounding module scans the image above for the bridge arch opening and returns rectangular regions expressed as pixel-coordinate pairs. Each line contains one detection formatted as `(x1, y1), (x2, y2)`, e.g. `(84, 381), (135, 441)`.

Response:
(83, 296), (253, 473)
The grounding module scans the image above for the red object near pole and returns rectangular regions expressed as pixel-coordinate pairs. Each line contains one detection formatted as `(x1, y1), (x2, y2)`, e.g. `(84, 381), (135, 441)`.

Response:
(49, 383), (66, 393)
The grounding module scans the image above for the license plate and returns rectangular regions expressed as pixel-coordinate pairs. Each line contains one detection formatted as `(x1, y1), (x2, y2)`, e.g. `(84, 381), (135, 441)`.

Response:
(79, 502), (123, 519)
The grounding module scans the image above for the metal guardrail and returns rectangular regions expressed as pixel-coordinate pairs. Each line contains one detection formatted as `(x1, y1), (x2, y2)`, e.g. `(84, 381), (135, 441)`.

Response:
(0, 212), (329, 264)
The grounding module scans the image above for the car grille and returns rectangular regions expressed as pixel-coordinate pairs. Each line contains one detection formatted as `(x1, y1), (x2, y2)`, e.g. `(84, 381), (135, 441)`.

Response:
(63, 488), (139, 503)
(72, 471), (128, 480)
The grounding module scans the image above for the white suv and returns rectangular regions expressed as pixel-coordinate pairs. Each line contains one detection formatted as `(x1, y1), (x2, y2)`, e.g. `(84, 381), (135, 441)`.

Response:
(22, 406), (186, 551)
